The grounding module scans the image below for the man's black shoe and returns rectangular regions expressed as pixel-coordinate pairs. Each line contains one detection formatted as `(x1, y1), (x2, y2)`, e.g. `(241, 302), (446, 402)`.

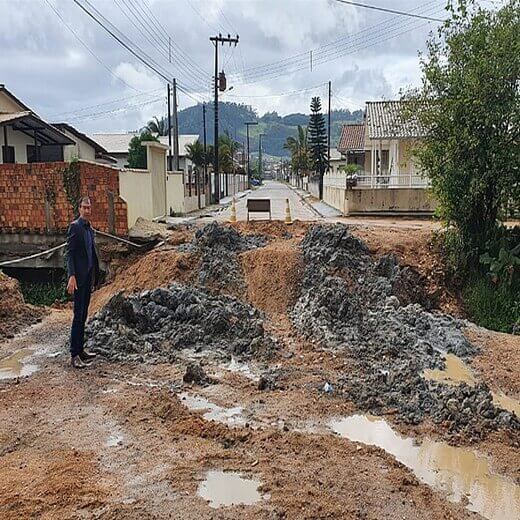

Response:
(80, 349), (97, 361)
(71, 355), (89, 369)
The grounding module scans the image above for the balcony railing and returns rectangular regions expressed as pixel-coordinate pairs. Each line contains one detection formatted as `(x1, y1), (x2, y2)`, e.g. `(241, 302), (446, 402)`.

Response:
(324, 172), (430, 189)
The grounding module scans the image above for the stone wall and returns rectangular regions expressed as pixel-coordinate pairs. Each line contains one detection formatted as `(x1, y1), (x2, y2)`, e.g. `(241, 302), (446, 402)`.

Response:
(0, 161), (128, 235)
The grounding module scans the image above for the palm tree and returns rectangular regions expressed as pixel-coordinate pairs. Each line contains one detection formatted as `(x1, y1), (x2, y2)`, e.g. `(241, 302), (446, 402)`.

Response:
(218, 131), (240, 173)
(185, 140), (206, 170)
(284, 125), (311, 185)
(143, 116), (168, 136)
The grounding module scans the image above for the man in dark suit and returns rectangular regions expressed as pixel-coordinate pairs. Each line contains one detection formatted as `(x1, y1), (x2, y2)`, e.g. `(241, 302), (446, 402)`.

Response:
(67, 196), (100, 369)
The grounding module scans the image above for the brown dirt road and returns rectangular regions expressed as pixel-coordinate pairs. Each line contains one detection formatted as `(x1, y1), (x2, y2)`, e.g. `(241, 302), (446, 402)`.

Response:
(0, 222), (518, 519)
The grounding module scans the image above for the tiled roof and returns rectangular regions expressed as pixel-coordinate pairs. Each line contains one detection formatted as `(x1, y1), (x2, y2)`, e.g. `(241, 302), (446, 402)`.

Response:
(337, 123), (365, 153)
(92, 133), (199, 156)
(366, 101), (425, 139)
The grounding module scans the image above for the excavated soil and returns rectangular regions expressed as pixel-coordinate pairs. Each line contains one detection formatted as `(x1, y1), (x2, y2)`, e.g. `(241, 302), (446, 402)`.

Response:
(1, 219), (519, 519)
(241, 239), (304, 315)
(0, 273), (45, 341)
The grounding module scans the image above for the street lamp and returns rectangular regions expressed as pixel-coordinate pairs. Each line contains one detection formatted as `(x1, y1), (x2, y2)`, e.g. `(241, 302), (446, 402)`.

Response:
(258, 133), (265, 180)
(244, 121), (258, 189)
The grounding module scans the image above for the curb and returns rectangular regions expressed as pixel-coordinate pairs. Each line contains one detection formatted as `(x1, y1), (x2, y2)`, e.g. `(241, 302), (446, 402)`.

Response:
(285, 183), (324, 218)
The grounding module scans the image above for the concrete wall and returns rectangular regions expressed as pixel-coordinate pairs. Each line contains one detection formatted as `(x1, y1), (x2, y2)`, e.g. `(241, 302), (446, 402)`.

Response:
(60, 129), (96, 162)
(166, 171), (185, 215)
(146, 142), (167, 219)
(119, 168), (153, 227)
(323, 185), (347, 214)
(344, 188), (436, 215)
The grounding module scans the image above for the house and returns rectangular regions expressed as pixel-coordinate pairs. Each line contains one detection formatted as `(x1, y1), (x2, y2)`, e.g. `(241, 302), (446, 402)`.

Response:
(0, 84), (114, 166)
(328, 148), (347, 174)
(52, 123), (116, 165)
(0, 84), (74, 163)
(337, 123), (365, 168)
(364, 100), (427, 187)
(92, 133), (200, 175)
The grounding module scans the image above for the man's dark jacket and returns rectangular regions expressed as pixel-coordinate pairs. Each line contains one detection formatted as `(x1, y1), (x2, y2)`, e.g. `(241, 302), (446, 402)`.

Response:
(66, 218), (100, 287)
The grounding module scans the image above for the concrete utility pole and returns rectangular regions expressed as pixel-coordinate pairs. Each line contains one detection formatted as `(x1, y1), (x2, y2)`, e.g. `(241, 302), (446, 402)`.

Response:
(167, 83), (172, 170)
(327, 80), (331, 173)
(258, 133), (265, 179)
(172, 78), (180, 171)
(202, 103), (208, 204)
(245, 121), (258, 189)
(210, 33), (239, 203)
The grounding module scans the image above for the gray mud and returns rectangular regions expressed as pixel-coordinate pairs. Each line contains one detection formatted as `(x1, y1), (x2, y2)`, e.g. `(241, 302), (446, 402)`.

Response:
(291, 224), (519, 438)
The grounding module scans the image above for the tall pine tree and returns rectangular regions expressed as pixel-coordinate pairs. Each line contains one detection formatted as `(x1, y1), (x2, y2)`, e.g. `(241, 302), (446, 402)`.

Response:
(307, 96), (328, 198)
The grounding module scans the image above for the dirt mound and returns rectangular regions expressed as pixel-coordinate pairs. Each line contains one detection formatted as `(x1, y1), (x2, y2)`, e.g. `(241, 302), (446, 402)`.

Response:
(233, 220), (310, 239)
(355, 227), (462, 315)
(0, 273), (45, 341)
(90, 249), (198, 314)
(291, 224), (519, 439)
(86, 283), (277, 363)
(241, 240), (304, 315)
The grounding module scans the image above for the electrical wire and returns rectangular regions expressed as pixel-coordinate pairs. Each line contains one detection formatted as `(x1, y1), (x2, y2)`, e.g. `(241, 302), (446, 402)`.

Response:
(42, 0), (140, 92)
(331, 0), (445, 22)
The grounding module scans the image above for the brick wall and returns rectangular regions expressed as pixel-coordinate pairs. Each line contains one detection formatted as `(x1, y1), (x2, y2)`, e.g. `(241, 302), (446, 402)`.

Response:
(0, 161), (128, 235)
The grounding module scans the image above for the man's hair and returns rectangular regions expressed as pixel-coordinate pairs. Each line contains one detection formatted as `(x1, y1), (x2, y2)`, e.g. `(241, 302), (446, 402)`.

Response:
(78, 196), (91, 207)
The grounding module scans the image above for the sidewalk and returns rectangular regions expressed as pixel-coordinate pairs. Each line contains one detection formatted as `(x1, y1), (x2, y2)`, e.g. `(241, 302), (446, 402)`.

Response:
(286, 183), (343, 218)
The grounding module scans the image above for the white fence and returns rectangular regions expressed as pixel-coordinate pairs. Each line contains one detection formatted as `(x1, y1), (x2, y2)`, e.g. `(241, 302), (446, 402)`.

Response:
(324, 172), (430, 189)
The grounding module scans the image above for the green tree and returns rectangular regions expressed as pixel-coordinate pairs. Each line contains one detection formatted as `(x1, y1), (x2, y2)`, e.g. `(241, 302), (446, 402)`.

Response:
(127, 130), (159, 169)
(185, 140), (206, 171)
(144, 116), (168, 136)
(404, 0), (520, 264)
(284, 125), (311, 179)
(308, 97), (328, 190)
(218, 132), (240, 173)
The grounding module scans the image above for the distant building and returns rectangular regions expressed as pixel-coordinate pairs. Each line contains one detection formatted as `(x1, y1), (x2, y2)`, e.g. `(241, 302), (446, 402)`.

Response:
(93, 133), (199, 175)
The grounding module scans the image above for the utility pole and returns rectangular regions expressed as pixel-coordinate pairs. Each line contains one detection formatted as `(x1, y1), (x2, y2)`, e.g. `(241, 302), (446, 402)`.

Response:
(210, 33), (239, 203)
(327, 80), (331, 173)
(203, 102), (208, 204)
(172, 78), (180, 171)
(258, 133), (265, 179)
(167, 83), (172, 171)
(245, 121), (258, 189)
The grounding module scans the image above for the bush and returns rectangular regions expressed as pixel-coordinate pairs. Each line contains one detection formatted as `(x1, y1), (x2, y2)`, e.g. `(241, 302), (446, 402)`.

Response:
(462, 277), (519, 333)
(20, 280), (70, 307)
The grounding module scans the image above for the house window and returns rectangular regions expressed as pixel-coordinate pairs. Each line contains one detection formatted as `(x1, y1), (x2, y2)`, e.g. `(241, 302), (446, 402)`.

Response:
(27, 144), (64, 163)
(2, 145), (15, 163)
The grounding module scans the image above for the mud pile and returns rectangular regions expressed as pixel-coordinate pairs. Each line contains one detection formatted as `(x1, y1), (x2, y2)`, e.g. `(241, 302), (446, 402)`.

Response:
(292, 224), (519, 437)
(178, 221), (266, 296)
(0, 273), (45, 341)
(86, 283), (276, 363)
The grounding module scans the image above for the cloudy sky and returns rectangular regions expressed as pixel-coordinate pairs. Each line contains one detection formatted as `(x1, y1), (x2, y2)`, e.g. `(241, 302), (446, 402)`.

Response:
(0, 0), (454, 133)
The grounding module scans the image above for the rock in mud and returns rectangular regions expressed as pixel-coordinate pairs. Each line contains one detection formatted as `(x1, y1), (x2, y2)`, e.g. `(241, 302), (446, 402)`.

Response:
(183, 362), (213, 386)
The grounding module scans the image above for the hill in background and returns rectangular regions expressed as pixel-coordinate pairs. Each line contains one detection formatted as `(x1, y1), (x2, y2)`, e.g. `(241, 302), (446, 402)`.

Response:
(178, 102), (363, 157)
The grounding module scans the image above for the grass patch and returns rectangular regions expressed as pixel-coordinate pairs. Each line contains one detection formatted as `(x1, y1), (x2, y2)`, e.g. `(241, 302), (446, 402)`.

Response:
(462, 277), (519, 333)
(20, 281), (70, 307)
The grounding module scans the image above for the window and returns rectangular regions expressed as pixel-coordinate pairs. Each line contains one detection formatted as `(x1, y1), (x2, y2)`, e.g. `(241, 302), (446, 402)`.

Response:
(2, 145), (15, 163)
(27, 144), (64, 163)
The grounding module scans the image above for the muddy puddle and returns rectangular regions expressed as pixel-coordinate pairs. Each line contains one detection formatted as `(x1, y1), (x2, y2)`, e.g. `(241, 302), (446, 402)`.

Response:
(0, 348), (38, 380)
(180, 392), (248, 427)
(330, 414), (520, 520)
(197, 470), (264, 508)
(423, 353), (520, 416)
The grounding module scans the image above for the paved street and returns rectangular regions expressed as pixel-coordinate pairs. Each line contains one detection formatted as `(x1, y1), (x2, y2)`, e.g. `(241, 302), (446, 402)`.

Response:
(211, 180), (318, 222)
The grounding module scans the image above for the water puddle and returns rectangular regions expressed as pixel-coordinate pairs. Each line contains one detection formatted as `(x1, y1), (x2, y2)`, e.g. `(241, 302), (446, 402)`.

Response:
(423, 353), (476, 386)
(330, 414), (520, 520)
(423, 353), (520, 416)
(105, 434), (124, 447)
(0, 348), (38, 380)
(180, 392), (247, 427)
(197, 470), (264, 508)
(224, 357), (259, 381)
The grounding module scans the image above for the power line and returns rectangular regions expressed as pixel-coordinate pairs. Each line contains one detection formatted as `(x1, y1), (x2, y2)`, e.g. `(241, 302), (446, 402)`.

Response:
(48, 88), (164, 119)
(71, 0), (206, 104)
(330, 0), (445, 22)
(42, 0), (140, 92)
(224, 82), (328, 99)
